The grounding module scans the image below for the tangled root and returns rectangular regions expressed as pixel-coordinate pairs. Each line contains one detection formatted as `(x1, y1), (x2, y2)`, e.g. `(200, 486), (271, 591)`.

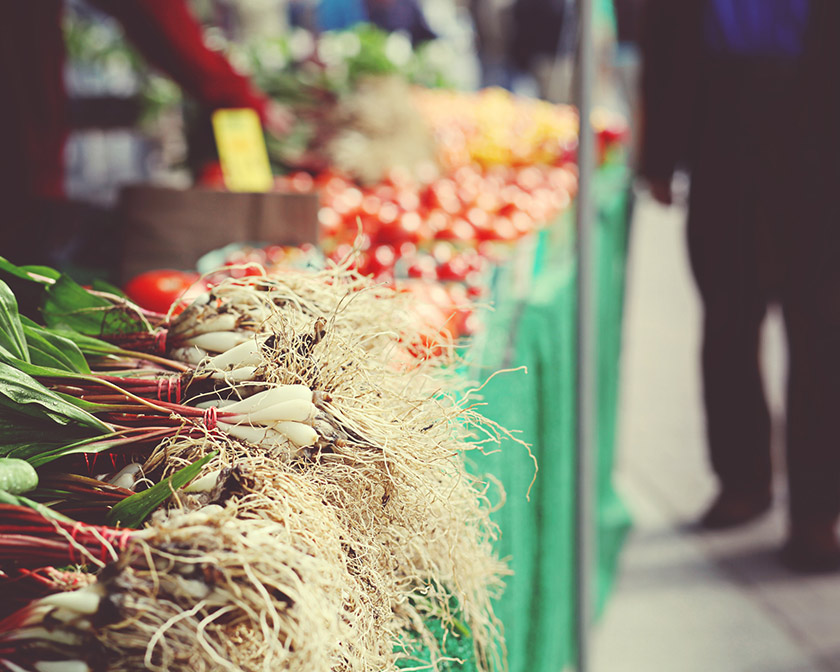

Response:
(96, 265), (514, 671)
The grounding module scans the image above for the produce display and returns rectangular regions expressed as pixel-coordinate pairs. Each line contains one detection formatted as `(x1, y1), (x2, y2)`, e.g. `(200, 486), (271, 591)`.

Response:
(54, 8), (632, 672)
(0, 258), (513, 671)
(184, 92), (625, 345)
(234, 25), (455, 179)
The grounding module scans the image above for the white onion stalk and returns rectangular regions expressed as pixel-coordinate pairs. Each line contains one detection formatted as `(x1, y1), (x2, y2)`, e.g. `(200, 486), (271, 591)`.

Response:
(209, 365), (259, 382)
(181, 312), (238, 336)
(217, 422), (286, 445)
(184, 330), (252, 353)
(204, 337), (268, 371)
(170, 345), (208, 366)
(10, 627), (82, 646)
(274, 421), (318, 447)
(193, 399), (238, 410)
(38, 585), (103, 615)
(221, 385), (313, 414)
(34, 661), (92, 672)
(2, 662), (27, 672)
(226, 399), (315, 425)
(108, 462), (143, 490)
(183, 469), (222, 493)
(217, 421), (318, 447)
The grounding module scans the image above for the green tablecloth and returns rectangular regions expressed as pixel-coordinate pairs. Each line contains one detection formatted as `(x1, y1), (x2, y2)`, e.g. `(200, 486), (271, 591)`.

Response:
(468, 163), (632, 672)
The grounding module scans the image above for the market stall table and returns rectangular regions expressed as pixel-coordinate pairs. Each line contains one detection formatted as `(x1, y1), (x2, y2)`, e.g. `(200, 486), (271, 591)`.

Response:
(469, 162), (632, 672)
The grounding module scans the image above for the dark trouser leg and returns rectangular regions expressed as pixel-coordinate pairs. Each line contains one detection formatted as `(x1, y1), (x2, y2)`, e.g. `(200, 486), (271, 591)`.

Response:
(784, 269), (840, 523)
(687, 179), (772, 499)
(701, 301), (772, 496)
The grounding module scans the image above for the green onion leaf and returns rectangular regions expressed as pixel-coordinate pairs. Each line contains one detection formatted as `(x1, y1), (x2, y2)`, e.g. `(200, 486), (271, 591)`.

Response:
(0, 280), (30, 363)
(0, 257), (60, 285)
(0, 489), (75, 522)
(0, 361), (110, 432)
(106, 452), (218, 528)
(50, 328), (122, 356)
(20, 317), (90, 374)
(42, 275), (146, 337)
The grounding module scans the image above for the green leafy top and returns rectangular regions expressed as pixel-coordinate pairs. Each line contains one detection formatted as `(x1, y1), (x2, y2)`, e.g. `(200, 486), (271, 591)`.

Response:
(107, 452), (217, 528)
(42, 275), (149, 337)
(0, 362), (111, 432)
(0, 280), (29, 363)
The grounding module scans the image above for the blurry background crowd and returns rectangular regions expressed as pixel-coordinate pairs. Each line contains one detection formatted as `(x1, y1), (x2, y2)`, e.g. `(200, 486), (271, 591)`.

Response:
(60, 0), (640, 205)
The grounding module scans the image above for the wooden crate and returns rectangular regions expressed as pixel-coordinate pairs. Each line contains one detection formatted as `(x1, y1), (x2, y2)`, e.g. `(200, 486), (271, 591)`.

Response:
(118, 185), (319, 281)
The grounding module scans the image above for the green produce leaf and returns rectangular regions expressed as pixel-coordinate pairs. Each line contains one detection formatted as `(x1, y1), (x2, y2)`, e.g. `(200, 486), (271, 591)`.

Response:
(42, 274), (146, 337)
(0, 412), (76, 443)
(106, 452), (217, 528)
(25, 344), (71, 372)
(1, 440), (71, 461)
(0, 280), (30, 363)
(0, 457), (39, 494)
(51, 328), (122, 356)
(91, 278), (127, 299)
(0, 347), (87, 382)
(21, 320), (90, 374)
(22, 325), (90, 374)
(0, 409), (105, 465)
(0, 257), (60, 285)
(0, 489), (75, 522)
(0, 361), (110, 433)
(22, 429), (172, 468)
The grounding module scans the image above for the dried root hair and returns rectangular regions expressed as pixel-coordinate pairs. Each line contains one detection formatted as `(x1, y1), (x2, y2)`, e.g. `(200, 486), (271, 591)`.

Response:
(99, 264), (517, 671)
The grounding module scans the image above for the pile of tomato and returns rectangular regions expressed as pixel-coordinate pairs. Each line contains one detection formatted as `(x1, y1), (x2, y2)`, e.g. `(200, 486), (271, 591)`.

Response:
(276, 161), (577, 284)
(125, 92), (627, 346)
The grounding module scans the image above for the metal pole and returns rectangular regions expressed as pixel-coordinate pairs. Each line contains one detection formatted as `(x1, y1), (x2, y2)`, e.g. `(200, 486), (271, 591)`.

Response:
(574, 0), (595, 669)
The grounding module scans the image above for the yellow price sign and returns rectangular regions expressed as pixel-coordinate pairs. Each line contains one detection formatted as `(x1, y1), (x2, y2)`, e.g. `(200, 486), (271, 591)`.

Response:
(212, 108), (274, 192)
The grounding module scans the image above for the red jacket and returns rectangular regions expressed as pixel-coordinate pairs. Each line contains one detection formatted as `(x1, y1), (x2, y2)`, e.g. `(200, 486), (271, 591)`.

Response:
(0, 0), (269, 201)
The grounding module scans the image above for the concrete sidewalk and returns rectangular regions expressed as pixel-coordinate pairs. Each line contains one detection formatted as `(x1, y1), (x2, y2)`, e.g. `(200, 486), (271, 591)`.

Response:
(591, 194), (840, 672)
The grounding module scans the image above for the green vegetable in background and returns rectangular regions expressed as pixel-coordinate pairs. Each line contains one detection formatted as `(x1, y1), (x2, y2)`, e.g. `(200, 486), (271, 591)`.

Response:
(0, 457), (39, 495)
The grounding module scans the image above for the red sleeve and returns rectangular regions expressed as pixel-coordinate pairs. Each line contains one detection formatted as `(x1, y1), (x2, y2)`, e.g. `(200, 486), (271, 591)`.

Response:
(88, 0), (268, 119)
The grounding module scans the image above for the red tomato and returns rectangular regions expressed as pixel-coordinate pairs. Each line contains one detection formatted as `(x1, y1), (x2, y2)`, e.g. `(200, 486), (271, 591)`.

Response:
(378, 202), (400, 225)
(289, 172), (315, 193)
(407, 255), (438, 280)
(434, 217), (476, 245)
(318, 207), (342, 239)
(197, 162), (226, 189)
(516, 166), (545, 191)
(426, 209), (451, 236)
(436, 256), (471, 283)
(396, 190), (421, 213)
(123, 270), (200, 315)
(373, 244), (397, 271)
(361, 194), (382, 216)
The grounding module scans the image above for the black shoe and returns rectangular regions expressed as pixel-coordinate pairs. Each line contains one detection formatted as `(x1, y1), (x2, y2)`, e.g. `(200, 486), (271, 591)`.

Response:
(781, 520), (840, 573)
(699, 490), (772, 530)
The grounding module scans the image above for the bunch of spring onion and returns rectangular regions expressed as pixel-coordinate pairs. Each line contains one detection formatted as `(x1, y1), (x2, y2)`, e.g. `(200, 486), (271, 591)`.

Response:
(0, 258), (503, 672)
(0, 263), (325, 469)
(0, 262), (323, 577)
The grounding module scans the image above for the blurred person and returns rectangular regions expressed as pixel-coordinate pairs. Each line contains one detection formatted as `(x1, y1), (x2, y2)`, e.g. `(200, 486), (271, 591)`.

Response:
(509, 0), (617, 105)
(365, 0), (436, 46)
(640, 0), (840, 571)
(468, 0), (516, 89)
(0, 0), (290, 269)
(612, 0), (646, 163)
(310, 0), (368, 32)
(312, 0), (435, 45)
